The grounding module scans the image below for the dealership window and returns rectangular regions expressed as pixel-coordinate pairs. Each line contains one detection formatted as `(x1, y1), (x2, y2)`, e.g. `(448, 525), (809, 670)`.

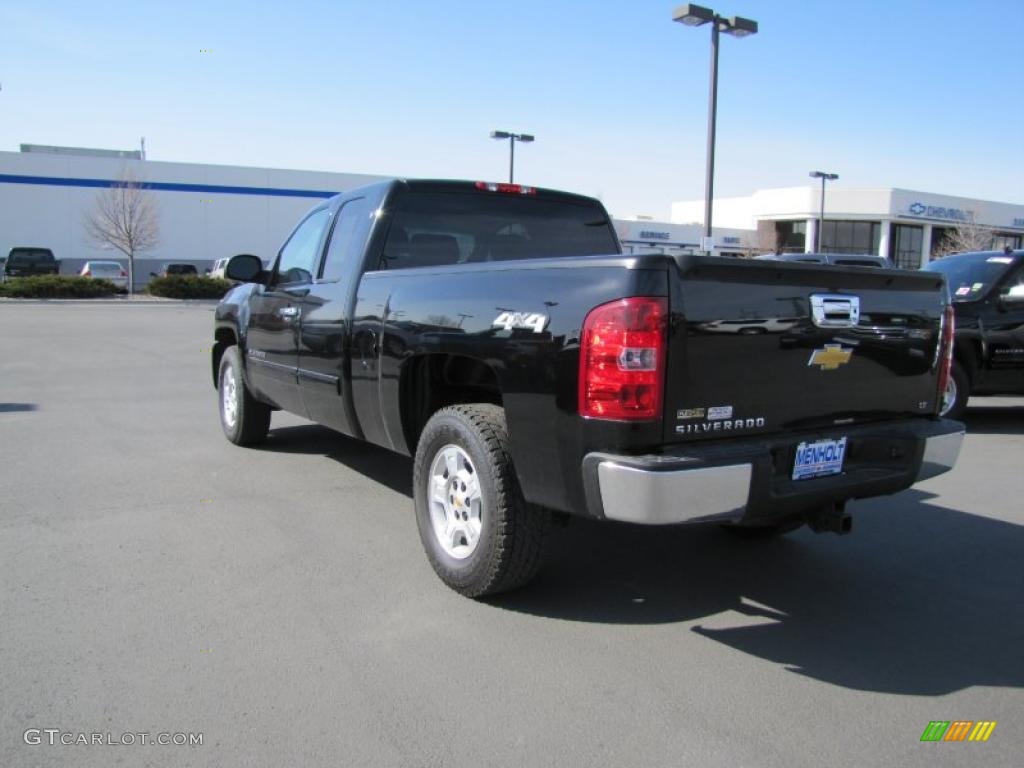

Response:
(775, 221), (806, 253)
(820, 220), (881, 255)
(931, 226), (955, 256)
(890, 224), (924, 269)
(992, 233), (1021, 252)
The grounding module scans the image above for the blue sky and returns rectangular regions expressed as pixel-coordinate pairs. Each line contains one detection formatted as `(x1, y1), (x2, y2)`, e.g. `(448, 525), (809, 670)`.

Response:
(1, 0), (1021, 219)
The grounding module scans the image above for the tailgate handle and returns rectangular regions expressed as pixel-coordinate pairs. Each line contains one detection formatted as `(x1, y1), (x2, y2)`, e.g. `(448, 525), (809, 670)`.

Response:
(810, 294), (860, 328)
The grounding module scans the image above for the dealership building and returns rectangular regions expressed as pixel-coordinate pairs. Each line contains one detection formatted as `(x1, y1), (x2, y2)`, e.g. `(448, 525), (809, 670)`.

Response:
(0, 144), (750, 288)
(4, 144), (1019, 282)
(672, 186), (1024, 269)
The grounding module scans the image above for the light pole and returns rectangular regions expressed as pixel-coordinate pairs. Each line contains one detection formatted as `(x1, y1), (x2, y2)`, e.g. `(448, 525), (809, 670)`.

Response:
(490, 130), (534, 183)
(809, 170), (839, 252)
(673, 4), (757, 254)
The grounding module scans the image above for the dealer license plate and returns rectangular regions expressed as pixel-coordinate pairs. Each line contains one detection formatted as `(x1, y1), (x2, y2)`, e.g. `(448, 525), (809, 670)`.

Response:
(792, 437), (847, 481)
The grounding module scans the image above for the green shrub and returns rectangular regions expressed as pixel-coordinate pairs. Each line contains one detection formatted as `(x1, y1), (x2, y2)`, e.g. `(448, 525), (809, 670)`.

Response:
(146, 275), (232, 299)
(0, 275), (120, 298)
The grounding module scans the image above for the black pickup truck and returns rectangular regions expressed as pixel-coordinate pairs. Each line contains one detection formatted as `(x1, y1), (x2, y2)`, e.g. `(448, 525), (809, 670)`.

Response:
(922, 249), (1024, 419)
(3, 247), (59, 279)
(212, 179), (964, 597)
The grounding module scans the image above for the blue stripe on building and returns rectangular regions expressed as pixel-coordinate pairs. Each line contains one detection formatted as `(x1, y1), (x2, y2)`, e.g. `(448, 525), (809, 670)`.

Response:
(0, 173), (337, 199)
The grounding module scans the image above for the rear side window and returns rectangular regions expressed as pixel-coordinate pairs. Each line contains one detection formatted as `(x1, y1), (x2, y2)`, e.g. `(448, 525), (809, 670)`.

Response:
(378, 191), (618, 270)
(320, 198), (370, 282)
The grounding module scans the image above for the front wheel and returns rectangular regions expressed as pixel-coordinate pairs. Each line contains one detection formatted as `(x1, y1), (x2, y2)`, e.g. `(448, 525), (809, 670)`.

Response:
(940, 359), (969, 420)
(413, 404), (548, 598)
(218, 346), (271, 446)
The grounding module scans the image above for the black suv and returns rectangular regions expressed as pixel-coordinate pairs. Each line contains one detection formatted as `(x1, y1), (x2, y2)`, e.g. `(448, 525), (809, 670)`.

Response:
(923, 249), (1024, 418)
(4, 248), (59, 279)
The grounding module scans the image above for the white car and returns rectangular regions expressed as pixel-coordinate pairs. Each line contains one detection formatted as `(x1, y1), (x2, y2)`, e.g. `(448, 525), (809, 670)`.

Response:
(79, 260), (128, 291)
(210, 258), (230, 279)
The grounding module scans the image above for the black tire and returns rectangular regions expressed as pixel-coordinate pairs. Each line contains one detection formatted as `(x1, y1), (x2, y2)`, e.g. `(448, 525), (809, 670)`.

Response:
(413, 404), (548, 598)
(940, 359), (969, 420)
(218, 346), (271, 446)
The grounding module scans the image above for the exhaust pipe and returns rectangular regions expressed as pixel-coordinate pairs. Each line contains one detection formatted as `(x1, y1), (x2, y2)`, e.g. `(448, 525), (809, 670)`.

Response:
(808, 502), (852, 535)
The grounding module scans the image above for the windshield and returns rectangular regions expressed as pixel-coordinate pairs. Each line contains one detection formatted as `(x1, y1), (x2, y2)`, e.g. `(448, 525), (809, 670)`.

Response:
(8, 249), (55, 266)
(380, 190), (619, 269)
(923, 252), (1015, 301)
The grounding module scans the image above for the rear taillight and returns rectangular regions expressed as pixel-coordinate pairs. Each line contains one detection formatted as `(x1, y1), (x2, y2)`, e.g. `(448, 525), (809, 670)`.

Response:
(579, 297), (667, 420)
(83, 270), (91, 276)
(936, 304), (955, 409)
(120, 270), (127, 277)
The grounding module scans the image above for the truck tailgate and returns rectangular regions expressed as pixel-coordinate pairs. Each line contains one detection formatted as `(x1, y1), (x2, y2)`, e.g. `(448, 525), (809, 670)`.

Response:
(664, 257), (948, 444)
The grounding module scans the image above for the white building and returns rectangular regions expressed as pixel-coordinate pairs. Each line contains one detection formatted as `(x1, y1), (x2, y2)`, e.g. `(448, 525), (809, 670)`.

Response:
(672, 186), (1024, 269)
(614, 217), (752, 257)
(0, 145), (757, 289)
(0, 145), (389, 286)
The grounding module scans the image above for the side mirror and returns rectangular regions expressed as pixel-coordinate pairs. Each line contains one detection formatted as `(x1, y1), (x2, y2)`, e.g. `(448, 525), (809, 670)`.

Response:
(224, 254), (264, 283)
(1001, 284), (1024, 305)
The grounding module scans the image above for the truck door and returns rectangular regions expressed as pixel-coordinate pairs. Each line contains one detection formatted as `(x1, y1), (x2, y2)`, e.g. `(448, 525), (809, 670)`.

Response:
(297, 197), (372, 435)
(981, 265), (1024, 389)
(246, 207), (330, 416)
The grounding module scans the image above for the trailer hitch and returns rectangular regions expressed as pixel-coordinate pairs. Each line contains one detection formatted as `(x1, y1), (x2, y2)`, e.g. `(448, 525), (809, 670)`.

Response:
(808, 502), (852, 535)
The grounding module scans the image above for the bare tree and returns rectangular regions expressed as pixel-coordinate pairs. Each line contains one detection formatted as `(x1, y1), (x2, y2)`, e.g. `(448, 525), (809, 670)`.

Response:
(931, 216), (994, 259)
(83, 170), (159, 293)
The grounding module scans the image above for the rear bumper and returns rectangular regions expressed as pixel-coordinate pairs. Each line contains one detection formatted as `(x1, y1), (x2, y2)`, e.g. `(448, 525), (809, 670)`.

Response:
(582, 418), (964, 526)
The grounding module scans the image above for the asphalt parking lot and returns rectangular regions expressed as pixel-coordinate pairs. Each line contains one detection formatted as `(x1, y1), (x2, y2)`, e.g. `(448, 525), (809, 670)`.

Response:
(1, 301), (1022, 768)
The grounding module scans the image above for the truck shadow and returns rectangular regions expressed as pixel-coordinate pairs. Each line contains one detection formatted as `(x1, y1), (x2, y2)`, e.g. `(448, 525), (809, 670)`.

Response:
(962, 402), (1024, 435)
(256, 422), (1022, 696)
(260, 423), (414, 498)
(496, 489), (1024, 696)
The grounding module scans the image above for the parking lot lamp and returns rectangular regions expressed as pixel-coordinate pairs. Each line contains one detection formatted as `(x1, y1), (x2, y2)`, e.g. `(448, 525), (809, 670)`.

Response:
(490, 131), (535, 183)
(673, 5), (758, 253)
(809, 171), (839, 252)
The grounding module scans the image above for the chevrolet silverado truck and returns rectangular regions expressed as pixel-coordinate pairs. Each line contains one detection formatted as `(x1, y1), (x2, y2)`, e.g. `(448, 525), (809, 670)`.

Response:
(922, 249), (1024, 419)
(211, 179), (964, 597)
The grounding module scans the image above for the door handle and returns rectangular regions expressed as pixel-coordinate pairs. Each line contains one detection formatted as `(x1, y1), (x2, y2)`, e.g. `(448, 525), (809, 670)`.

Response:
(278, 306), (300, 320)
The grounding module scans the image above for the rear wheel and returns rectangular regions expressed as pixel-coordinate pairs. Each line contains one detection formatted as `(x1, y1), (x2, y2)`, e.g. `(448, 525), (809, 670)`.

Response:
(413, 404), (548, 598)
(940, 359), (969, 420)
(218, 346), (271, 446)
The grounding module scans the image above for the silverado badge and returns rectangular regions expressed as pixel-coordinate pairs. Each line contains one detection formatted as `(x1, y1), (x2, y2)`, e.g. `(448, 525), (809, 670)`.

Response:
(808, 344), (853, 371)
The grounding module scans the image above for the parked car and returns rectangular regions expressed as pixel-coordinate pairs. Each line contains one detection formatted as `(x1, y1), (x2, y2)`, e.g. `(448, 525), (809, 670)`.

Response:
(211, 256), (259, 280)
(153, 263), (199, 277)
(211, 179), (962, 598)
(79, 260), (128, 291)
(755, 253), (893, 269)
(922, 249), (1024, 418)
(4, 247), (60, 278)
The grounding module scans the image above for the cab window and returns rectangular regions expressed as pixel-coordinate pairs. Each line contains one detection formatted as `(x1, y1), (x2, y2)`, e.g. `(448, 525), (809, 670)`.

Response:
(276, 209), (329, 285)
(320, 198), (370, 282)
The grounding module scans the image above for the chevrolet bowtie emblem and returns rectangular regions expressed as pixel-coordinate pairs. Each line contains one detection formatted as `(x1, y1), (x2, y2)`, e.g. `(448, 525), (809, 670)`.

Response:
(808, 344), (853, 370)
